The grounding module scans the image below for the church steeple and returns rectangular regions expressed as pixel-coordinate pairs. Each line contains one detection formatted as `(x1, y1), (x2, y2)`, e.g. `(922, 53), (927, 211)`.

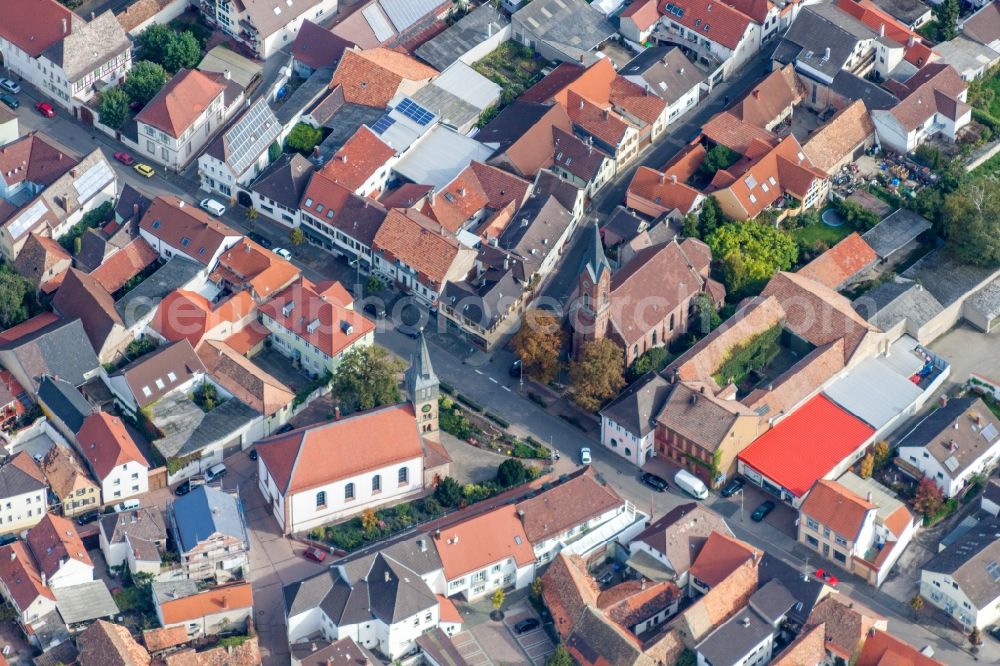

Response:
(580, 222), (611, 284)
(572, 222), (612, 356)
(406, 332), (439, 432)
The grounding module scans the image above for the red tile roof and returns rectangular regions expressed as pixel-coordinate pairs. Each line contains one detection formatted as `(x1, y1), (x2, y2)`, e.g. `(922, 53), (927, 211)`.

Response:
(257, 277), (372, 358)
(801, 479), (876, 542)
(0, 542), (53, 613)
(0, 312), (59, 343)
(836, 0), (934, 66)
(567, 90), (631, 148)
(76, 412), (149, 481)
(886, 63), (968, 132)
(358, 47), (438, 81)
(197, 341), (294, 416)
(135, 69), (225, 139)
(139, 196), (238, 265)
(26, 514), (92, 580)
(702, 112), (780, 154)
(739, 395), (875, 498)
(210, 238), (300, 300)
(626, 166), (702, 217)
(374, 208), (469, 287)
(621, 0), (660, 31)
(856, 629), (944, 666)
(151, 289), (256, 348)
(0, 0), (76, 57)
(436, 595), (462, 624)
(90, 238), (159, 294)
(514, 468), (623, 543)
(78, 620), (151, 666)
(331, 49), (404, 107)
(802, 100), (876, 174)
(434, 505), (535, 579)
(688, 531), (761, 588)
(798, 232), (878, 290)
(321, 126), (396, 194)
(542, 553), (600, 639)
(257, 403), (424, 494)
(658, 0), (756, 50)
(158, 582), (253, 626)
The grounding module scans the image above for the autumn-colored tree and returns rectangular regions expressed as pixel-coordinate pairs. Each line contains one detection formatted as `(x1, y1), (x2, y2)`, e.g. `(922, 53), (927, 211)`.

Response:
(910, 595), (924, 618)
(289, 227), (306, 246)
(570, 338), (625, 412)
(873, 440), (891, 470)
(859, 453), (874, 479)
(970, 626), (983, 647)
(491, 588), (505, 614)
(360, 508), (379, 535)
(914, 477), (944, 518)
(511, 310), (562, 383)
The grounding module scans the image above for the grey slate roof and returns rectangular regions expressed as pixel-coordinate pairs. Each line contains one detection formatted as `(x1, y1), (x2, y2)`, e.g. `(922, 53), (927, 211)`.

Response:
(116, 256), (203, 327)
(619, 46), (705, 105)
(862, 208), (932, 259)
(53, 581), (119, 625)
(967, 275), (1000, 321)
(250, 153), (315, 211)
(415, 5), (509, 71)
(114, 183), (152, 226)
(37, 376), (93, 434)
(567, 606), (642, 665)
(923, 515), (1000, 608)
(43, 11), (130, 82)
(150, 392), (259, 459)
(498, 194), (573, 275)
(896, 396), (1000, 477)
(100, 508), (166, 546)
(601, 206), (647, 247)
(152, 579), (199, 606)
(513, 0), (615, 62)
(600, 371), (671, 439)
(171, 485), (249, 553)
(0, 318), (100, 391)
(871, 0), (932, 26)
(901, 248), (1000, 307)
(0, 455), (46, 498)
(756, 553), (824, 626)
(477, 101), (555, 152)
(852, 278), (943, 330)
(747, 579), (796, 625)
(276, 67), (335, 126)
(778, 4), (875, 81)
(696, 603), (776, 665)
(441, 261), (525, 330)
(379, 0), (444, 33)
(831, 70), (900, 111)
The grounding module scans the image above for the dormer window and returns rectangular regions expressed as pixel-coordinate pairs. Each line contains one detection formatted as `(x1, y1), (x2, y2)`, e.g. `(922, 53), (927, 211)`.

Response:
(181, 237), (190, 246)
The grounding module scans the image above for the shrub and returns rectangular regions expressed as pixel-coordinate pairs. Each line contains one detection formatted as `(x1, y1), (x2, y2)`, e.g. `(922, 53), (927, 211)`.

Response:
(286, 123), (323, 155)
(485, 411), (510, 428)
(528, 392), (548, 407)
(456, 394), (484, 412)
(497, 459), (532, 487)
(434, 477), (463, 507)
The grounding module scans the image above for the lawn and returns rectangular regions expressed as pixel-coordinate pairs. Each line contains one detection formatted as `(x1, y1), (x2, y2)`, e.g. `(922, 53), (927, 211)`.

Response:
(969, 67), (1000, 120)
(472, 42), (546, 104)
(790, 214), (853, 248)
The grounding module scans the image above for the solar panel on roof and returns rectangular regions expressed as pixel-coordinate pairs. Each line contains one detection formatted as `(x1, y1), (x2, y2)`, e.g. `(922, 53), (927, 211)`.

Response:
(372, 115), (397, 134)
(397, 98), (434, 126)
(225, 101), (282, 176)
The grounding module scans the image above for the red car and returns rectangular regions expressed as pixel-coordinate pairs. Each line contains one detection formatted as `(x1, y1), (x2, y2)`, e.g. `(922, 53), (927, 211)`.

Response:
(303, 546), (327, 563)
(34, 102), (55, 118)
(114, 151), (134, 166)
(814, 569), (839, 586)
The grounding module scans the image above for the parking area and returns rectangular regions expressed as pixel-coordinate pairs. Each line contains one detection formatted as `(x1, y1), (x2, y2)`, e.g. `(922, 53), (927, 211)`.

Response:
(503, 603), (555, 665)
(453, 599), (552, 666)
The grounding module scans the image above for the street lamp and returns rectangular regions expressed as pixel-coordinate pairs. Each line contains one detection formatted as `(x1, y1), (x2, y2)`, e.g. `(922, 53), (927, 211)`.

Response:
(735, 488), (745, 522)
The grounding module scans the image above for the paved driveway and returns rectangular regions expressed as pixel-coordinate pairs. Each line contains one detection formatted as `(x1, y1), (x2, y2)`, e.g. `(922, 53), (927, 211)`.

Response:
(503, 602), (555, 666)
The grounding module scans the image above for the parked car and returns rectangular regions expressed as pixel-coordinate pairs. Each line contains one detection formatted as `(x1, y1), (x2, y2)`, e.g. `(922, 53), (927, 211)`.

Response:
(134, 163), (155, 178)
(0, 78), (20, 94)
(272, 247), (292, 260)
(35, 101), (55, 117)
(277, 423), (295, 434)
(113, 151), (134, 165)
(247, 232), (271, 249)
(200, 198), (226, 216)
(363, 302), (386, 318)
(580, 447), (592, 465)
(640, 472), (668, 492)
(988, 625), (1000, 642)
(720, 477), (745, 498)
(509, 358), (522, 377)
(248, 448), (258, 461)
(397, 323), (421, 338)
(751, 500), (776, 522)
(114, 498), (140, 513)
(75, 511), (100, 526)
(674, 469), (709, 500)
(514, 618), (540, 634)
(0, 94), (18, 110)
(303, 546), (326, 563)
(814, 568), (839, 587)
(0, 533), (16, 546)
(204, 463), (227, 482)
(174, 480), (192, 496)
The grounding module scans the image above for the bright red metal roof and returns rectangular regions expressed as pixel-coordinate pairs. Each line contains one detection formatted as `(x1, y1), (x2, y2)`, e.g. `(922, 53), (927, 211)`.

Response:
(738, 394), (875, 498)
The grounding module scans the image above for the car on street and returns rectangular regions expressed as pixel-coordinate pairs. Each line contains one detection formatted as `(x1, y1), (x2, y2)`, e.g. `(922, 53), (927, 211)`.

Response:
(200, 198), (226, 216)
(751, 500), (776, 522)
(0, 94), (18, 110)
(35, 101), (55, 117)
(720, 477), (745, 498)
(397, 323), (421, 338)
(248, 448), (258, 461)
(363, 302), (386, 318)
(580, 447), (592, 465)
(509, 358), (522, 377)
(75, 511), (100, 526)
(273, 247), (292, 260)
(514, 618), (540, 634)
(814, 568), (839, 587)
(0, 79), (20, 94)
(303, 546), (326, 563)
(134, 163), (155, 178)
(277, 423), (295, 434)
(113, 151), (134, 165)
(988, 625), (1000, 642)
(247, 232), (271, 249)
(640, 472), (669, 492)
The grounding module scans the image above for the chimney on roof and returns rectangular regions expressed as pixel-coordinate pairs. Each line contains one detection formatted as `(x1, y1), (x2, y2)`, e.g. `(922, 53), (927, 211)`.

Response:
(224, 69), (231, 81)
(640, 579), (646, 590)
(418, 538), (427, 552)
(658, 172), (665, 185)
(603, 109), (609, 120)
(435, 529), (442, 540)
(670, 174), (677, 183)
(62, 18), (67, 35)
(8, 551), (14, 561)
(940, 395), (949, 408)
(879, 23), (885, 37)
(132, 203), (139, 216)
(824, 47), (830, 60)
(222, 594), (229, 609)
(867, 491), (873, 503)
(91, 11), (95, 20)
(341, 154), (348, 163)
(313, 146), (320, 158)
(578, 55), (584, 64)
(908, 35), (916, 48)
(384, 570), (391, 583)
(179, 200), (185, 208)
(679, 67), (684, 75)
(334, 405), (341, 420)
(40, 572), (46, 588)
(579, 99), (584, 110)
(752, 90), (760, 99)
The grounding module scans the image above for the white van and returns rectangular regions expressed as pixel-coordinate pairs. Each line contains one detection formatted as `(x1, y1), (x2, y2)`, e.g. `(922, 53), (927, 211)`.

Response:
(114, 498), (140, 513)
(200, 198), (226, 216)
(674, 469), (709, 500)
(204, 463), (227, 482)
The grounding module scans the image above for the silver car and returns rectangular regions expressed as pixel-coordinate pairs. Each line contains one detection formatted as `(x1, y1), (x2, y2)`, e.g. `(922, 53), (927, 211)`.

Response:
(0, 79), (20, 95)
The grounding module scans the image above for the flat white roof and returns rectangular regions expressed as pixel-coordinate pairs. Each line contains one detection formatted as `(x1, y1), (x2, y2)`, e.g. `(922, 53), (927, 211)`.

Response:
(393, 125), (494, 189)
(823, 351), (924, 429)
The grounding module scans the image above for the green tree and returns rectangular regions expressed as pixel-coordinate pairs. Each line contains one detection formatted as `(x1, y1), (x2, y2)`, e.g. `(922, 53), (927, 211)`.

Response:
(511, 310), (562, 384)
(676, 649), (697, 666)
(496, 459), (531, 488)
(360, 508), (379, 535)
(570, 338), (625, 412)
(942, 182), (1000, 267)
(933, 0), (959, 40)
(99, 88), (129, 130)
(699, 145), (740, 177)
(136, 24), (175, 64)
(547, 646), (572, 666)
(696, 196), (723, 238)
(268, 140), (282, 162)
(163, 30), (201, 72)
(289, 227), (306, 246)
(286, 123), (324, 155)
(910, 594), (924, 618)
(124, 60), (168, 107)
(433, 477), (463, 507)
(331, 345), (404, 412)
(0, 266), (34, 330)
(626, 347), (672, 383)
(707, 220), (798, 297)
(689, 292), (721, 336)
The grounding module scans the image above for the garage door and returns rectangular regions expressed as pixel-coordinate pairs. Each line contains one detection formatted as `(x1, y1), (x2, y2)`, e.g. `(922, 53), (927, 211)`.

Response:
(222, 436), (243, 458)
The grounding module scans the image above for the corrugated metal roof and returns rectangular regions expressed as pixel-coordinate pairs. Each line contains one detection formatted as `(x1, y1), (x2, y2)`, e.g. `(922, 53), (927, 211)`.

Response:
(363, 4), (396, 42)
(379, 0), (442, 33)
(431, 61), (502, 110)
(823, 356), (923, 430)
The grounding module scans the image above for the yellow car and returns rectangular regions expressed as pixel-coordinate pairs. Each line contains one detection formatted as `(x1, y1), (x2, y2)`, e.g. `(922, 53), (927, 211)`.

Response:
(134, 163), (155, 178)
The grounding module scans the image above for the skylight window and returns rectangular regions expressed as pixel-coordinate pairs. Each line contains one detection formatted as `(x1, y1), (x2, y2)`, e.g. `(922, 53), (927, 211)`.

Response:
(181, 237), (190, 246)
(152, 220), (161, 229)
(749, 193), (757, 204)
(167, 372), (177, 382)
(305, 198), (313, 207)
(142, 386), (152, 397)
